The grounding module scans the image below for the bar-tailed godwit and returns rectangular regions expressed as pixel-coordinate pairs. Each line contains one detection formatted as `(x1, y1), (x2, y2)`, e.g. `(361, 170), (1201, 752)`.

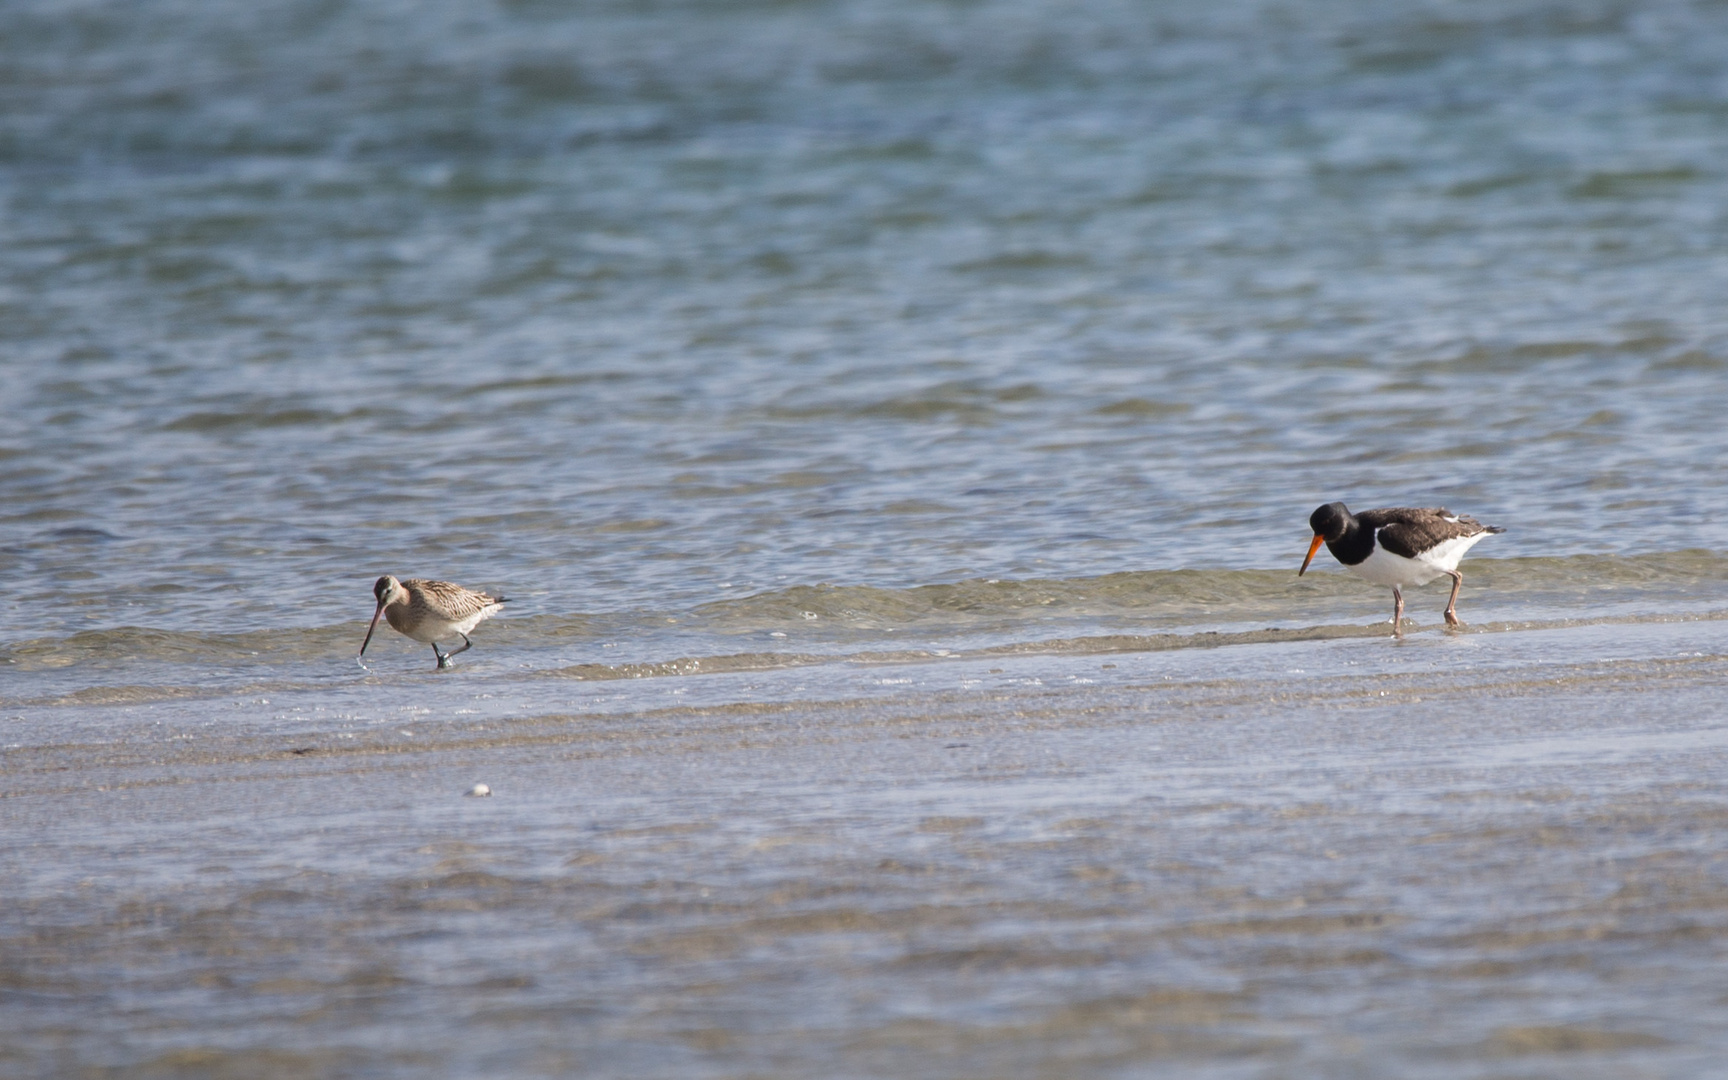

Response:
(1299, 503), (1504, 635)
(359, 575), (509, 670)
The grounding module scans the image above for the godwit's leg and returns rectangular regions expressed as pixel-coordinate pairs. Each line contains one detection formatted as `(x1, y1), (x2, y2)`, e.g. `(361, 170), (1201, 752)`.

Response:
(1391, 587), (1404, 637)
(432, 642), (452, 670)
(1444, 570), (1465, 627)
(446, 633), (474, 659)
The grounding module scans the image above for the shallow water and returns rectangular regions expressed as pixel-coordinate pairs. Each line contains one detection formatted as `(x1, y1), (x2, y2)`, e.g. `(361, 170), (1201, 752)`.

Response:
(5, 0), (1728, 1074)
(6, 0), (1728, 646)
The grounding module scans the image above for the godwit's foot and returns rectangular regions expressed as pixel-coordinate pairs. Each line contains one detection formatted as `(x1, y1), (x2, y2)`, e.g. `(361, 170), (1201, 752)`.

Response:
(1444, 611), (1464, 628)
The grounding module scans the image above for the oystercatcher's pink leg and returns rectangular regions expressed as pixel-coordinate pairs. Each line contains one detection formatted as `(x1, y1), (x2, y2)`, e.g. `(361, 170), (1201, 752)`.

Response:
(1443, 570), (1465, 627)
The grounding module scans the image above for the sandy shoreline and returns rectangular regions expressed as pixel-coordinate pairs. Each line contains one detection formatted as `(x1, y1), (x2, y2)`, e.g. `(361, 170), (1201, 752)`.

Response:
(5, 619), (1728, 1077)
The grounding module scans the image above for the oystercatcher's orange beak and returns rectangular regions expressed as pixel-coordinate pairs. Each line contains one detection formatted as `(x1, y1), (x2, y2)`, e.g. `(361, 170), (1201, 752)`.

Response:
(1298, 534), (1326, 576)
(359, 600), (386, 657)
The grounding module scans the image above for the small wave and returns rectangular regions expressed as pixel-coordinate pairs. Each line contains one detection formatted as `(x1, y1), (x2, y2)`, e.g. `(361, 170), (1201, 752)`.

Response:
(1093, 398), (1191, 418)
(44, 526), (123, 542)
(162, 408), (349, 432)
(760, 381), (1050, 425)
(26, 684), (217, 707)
(10, 609), (1727, 709)
(539, 610), (1728, 684)
(690, 570), (1298, 629)
(549, 651), (828, 681)
(0, 625), (356, 672)
(6, 552), (1723, 688)
(693, 551), (1728, 631)
(545, 626), (1397, 682)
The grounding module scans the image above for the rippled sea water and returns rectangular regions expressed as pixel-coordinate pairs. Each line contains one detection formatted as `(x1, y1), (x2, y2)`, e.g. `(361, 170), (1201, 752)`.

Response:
(5, 0), (1728, 1075)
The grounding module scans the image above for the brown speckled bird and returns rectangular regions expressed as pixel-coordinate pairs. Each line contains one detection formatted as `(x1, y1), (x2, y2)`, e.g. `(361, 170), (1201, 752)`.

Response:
(359, 575), (508, 670)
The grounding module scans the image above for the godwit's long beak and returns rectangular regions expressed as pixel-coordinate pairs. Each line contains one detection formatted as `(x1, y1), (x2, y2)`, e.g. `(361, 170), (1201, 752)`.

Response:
(359, 600), (386, 657)
(1299, 534), (1326, 576)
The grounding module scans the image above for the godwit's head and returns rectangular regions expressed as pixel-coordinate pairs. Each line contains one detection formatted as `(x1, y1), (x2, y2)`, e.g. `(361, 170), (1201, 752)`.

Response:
(361, 575), (407, 659)
(372, 574), (406, 606)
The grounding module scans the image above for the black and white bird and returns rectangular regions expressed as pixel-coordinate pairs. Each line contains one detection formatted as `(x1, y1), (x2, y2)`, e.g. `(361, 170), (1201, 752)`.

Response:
(1298, 503), (1504, 635)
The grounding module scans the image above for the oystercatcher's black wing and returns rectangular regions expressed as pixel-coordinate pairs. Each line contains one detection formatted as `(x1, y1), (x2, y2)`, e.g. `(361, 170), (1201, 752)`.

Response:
(1357, 507), (1499, 560)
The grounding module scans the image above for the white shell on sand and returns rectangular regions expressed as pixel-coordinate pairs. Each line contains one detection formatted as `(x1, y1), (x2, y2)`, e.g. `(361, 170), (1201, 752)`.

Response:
(465, 783), (491, 798)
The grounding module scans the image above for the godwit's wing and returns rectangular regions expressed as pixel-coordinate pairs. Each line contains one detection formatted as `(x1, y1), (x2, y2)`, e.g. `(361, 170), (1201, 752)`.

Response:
(403, 578), (508, 625)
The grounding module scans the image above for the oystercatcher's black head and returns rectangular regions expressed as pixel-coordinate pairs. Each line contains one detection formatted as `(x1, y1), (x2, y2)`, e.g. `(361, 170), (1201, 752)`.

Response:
(1299, 502), (1354, 576)
(1308, 502), (1352, 541)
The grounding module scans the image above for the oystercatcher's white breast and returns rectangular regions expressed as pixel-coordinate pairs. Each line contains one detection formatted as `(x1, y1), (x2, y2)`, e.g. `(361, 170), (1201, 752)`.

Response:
(1347, 530), (1491, 588)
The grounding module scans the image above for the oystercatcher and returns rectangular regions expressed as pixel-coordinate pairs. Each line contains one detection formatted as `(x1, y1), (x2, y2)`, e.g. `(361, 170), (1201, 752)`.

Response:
(1299, 503), (1504, 635)
(359, 575), (509, 670)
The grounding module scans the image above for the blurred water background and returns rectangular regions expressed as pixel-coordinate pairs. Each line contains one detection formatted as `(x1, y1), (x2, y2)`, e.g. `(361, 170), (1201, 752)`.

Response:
(5, 0), (1728, 1076)
(6, 0), (1728, 657)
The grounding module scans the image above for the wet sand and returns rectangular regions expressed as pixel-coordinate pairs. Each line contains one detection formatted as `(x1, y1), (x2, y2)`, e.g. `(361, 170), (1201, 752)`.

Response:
(5, 618), (1728, 1078)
